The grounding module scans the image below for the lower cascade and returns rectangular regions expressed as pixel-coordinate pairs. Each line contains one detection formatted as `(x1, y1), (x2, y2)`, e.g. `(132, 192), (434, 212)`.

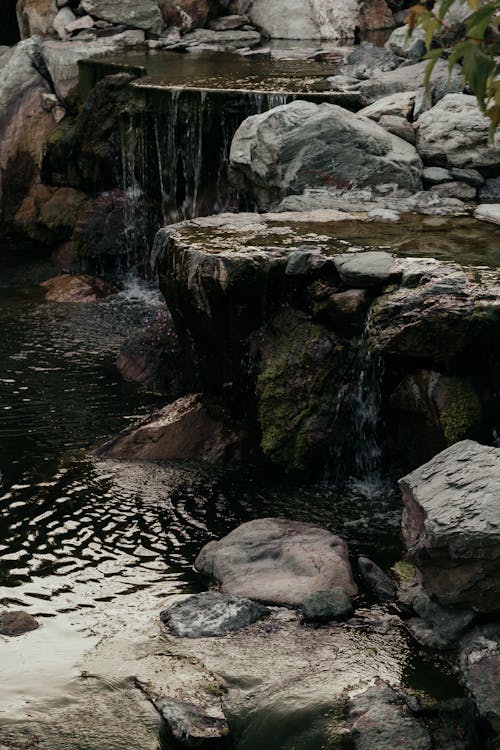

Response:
(1, 3), (500, 749)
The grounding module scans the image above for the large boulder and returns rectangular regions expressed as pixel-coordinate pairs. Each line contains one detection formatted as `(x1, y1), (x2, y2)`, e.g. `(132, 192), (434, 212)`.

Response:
(248, 0), (360, 40)
(16, 0), (58, 38)
(194, 517), (358, 606)
(79, 0), (163, 34)
(400, 440), (500, 613)
(229, 100), (423, 210)
(416, 94), (500, 169)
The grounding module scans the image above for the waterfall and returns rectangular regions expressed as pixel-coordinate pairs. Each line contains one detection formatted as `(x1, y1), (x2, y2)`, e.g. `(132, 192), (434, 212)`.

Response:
(351, 341), (384, 481)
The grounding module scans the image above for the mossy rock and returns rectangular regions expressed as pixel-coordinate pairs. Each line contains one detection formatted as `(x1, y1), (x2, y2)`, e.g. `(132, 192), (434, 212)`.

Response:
(438, 377), (482, 445)
(255, 309), (355, 473)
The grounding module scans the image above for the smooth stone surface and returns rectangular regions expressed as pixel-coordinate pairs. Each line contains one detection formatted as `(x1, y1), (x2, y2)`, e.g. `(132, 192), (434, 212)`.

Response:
(479, 177), (500, 203)
(160, 592), (270, 638)
(378, 114), (415, 144)
(195, 518), (358, 606)
(358, 556), (396, 602)
(358, 91), (416, 122)
(429, 180), (477, 201)
(0, 611), (39, 636)
(400, 440), (500, 613)
(417, 94), (500, 169)
(248, 0), (359, 41)
(302, 587), (354, 623)
(229, 100), (423, 211)
(347, 682), (432, 749)
(334, 251), (397, 288)
(450, 167), (484, 187)
(474, 203), (500, 225)
(358, 59), (456, 106)
(385, 25), (426, 62)
(422, 166), (453, 185)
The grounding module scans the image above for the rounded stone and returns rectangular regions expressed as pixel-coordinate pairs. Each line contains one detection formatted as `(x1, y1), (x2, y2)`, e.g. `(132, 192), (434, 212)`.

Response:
(301, 587), (354, 623)
(0, 610), (39, 636)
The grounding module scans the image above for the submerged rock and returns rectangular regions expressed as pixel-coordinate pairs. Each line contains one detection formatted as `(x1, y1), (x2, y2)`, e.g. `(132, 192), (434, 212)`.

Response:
(194, 518), (358, 606)
(94, 393), (255, 464)
(160, 592), (270, 638)
(0, 610), (39, 636)
(302, 587), (354, 623)
(41, 274), (119, 302)
(155, 697), (229, 747)
(400, 440), (500, 613)
(229, 100), (423, 211)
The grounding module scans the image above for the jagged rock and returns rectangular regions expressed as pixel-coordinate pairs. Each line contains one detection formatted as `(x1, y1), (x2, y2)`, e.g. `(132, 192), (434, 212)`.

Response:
(358, 556), (396, 602)
(53, 6), (76, 38)
(181, 27), (261, 47)
(480, 177), (500, 203)
(156, 698), (229, 746)
(402, 583), (475, 649)
(357, 59), (459, 106)
(368, 271), (500, 368)
(385, 25), (426, 62)
(460, 624), (500, 743)
(417, 94), (500, 169)
(358, 91), (416, 122)
(400, 440), (500, 613)
(95, 393), (255, 464)
(195, 518), (358, 606)
(14, 184), (89, 245)
(302, 587), (354, 622)
(160, 592), (270, 637)
(378, 114), (415, 144)
(0, 38), (55, 223)
(158, 0), (210, 30)
(0, 610), (39, 636)
(41, 273), (119, 302)
(307, 284), (371, 335)
(347, 682), (432, 749)
(339, 42), (404, 79)
(358, 0), (395, 32)
(65, 15), (95, 33)
(79, 0), (163, 34)
(475, 204), (500, 226)
(16, 0), (58, 37)
(334, 251), (398, 288)
(73, 190), (132, 261)
(429, 180), (477, 201)
(229, 100), (423, 211)
(248, 0), (360, 41)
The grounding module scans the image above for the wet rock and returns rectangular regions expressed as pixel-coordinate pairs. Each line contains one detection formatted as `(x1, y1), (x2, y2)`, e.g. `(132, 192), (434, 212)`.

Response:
(347, 682), (432, 749)
(475, 204), (500, 226)
(429, 181), (477, 201)
(403, 584), (475, 650)
(254, 308), (356, 472)
(302, 587), (354, 623)
(248, 0), (360, 41)
(14, 184), (89, 246)
(229, 100), (423, 211)
(368, 271), (500, 368)
(459, 624), (500, 742)
(400, 440), (500, 613)
(73, 190), (135, 264)
(156, 697), (229, 747)
(95, 393), (255, 464)
(358, 556), (396, 602)
(479, 177), (500, 204)
(0, 610), (39, 636)
(417, 94), (500, 169)
(79, 0), (163, 34)
(334, 251), (398, 288)
(385, 25), (426, 62)
(194, 517), (358, 606)
(358, 90), (416, 122)
(307, 284), (371, 335)
(117, 330), (186, 397)
(41, 273), (119, 302)
(160, 592), (270, 637)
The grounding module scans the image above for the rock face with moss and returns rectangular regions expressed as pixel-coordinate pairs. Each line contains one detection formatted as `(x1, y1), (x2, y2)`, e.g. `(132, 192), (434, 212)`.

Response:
(400, 440), (500, 613)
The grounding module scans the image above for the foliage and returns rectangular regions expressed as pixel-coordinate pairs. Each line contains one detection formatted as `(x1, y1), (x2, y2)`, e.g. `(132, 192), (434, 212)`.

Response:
(408, 0), (500, 134)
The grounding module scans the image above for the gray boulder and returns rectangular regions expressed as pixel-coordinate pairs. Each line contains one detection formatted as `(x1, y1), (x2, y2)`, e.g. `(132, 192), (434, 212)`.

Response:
(358, 556), (396, 602)
(358, 91), (416, 122)
(156, 697), (229, 746)
(385, 26), (426, 62)
(80, 0), (163, 34)
(358, 59), (459, 106)
(460, 624), (500, 742)
(400, 440), (500, 613)
(248, 0), (360, 41)
(480, 177), (500, 203)
(334, 251), (398, 288)
(229, 100), (423, 211)
(403, 584), (475, 650)
(195, 518), (358, 606)
(302, 587), (354, 622)
(160, 592), (270, 637)
(417, 94), (500, 169)
(475, 204), (500, 226)
(339, 42), (404, 78)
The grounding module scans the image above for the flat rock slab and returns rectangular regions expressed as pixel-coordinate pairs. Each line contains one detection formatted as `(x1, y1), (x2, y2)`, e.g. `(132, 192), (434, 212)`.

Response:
(334, 250), (398, 288)
(400, 440), (500, 612)
(0, 611), (39, 636)
(194, 518), (358, 606)
(475, 204), (500, 226)
(160, 592), (270, 637)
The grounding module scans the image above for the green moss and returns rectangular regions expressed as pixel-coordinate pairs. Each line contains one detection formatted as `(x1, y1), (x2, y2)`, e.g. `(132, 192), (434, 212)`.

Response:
(392, 559), (416, 584)
(439, 378), (481, 445)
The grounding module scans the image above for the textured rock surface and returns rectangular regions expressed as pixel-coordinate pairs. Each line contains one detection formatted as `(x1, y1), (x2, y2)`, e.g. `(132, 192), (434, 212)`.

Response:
(402, 583), (475, 650)
(334, 250), (397, 288)
(155, 697), (229, 746)
(95, 393), (254, 464)
(417, 94), (500, 169)
(229, 100), (422, 210)
(160, 592), (270, 637)
(385, 25), (426, 62)
(14, 184), (89, 245)
(400, 440), (500, 613)
(302, 587), (354, 622)
(347, 682), (432, 749)
(195, 518), (358, 606)
(475, 204), (500, 226)
(460, 624), (500, 742)
(41, 274), (118, 302)
(80, 0), (163, 33)
(248, 0), (360, 40)
(0, 610), (39, 636)
(357, 59), (457, 106)
(358, 557), (396, 602)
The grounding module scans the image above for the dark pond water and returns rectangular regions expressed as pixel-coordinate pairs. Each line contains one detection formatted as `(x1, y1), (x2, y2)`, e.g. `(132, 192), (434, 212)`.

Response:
(0, 246), (466, 749)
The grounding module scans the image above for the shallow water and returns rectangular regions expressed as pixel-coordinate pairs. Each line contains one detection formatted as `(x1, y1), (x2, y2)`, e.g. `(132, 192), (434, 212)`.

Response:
(0, 248), (467, 748)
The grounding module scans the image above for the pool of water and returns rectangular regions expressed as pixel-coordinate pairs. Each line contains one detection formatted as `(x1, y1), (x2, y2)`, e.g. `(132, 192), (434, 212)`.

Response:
(0, 246), (469, 749)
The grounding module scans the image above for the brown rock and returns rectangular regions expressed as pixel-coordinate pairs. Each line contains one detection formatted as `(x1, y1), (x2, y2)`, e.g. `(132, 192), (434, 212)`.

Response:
(41, 274), (119, 302)
(0, 610), (39, 636)
(309, 282), (371, 335)
(16, 0), (57, 38)
(94, 393), (256, 464)
(208, 14), (248, 30)
(357, 0), (395, 32)
(14, 184), (89, 245)
(158, 0), (210, 29)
